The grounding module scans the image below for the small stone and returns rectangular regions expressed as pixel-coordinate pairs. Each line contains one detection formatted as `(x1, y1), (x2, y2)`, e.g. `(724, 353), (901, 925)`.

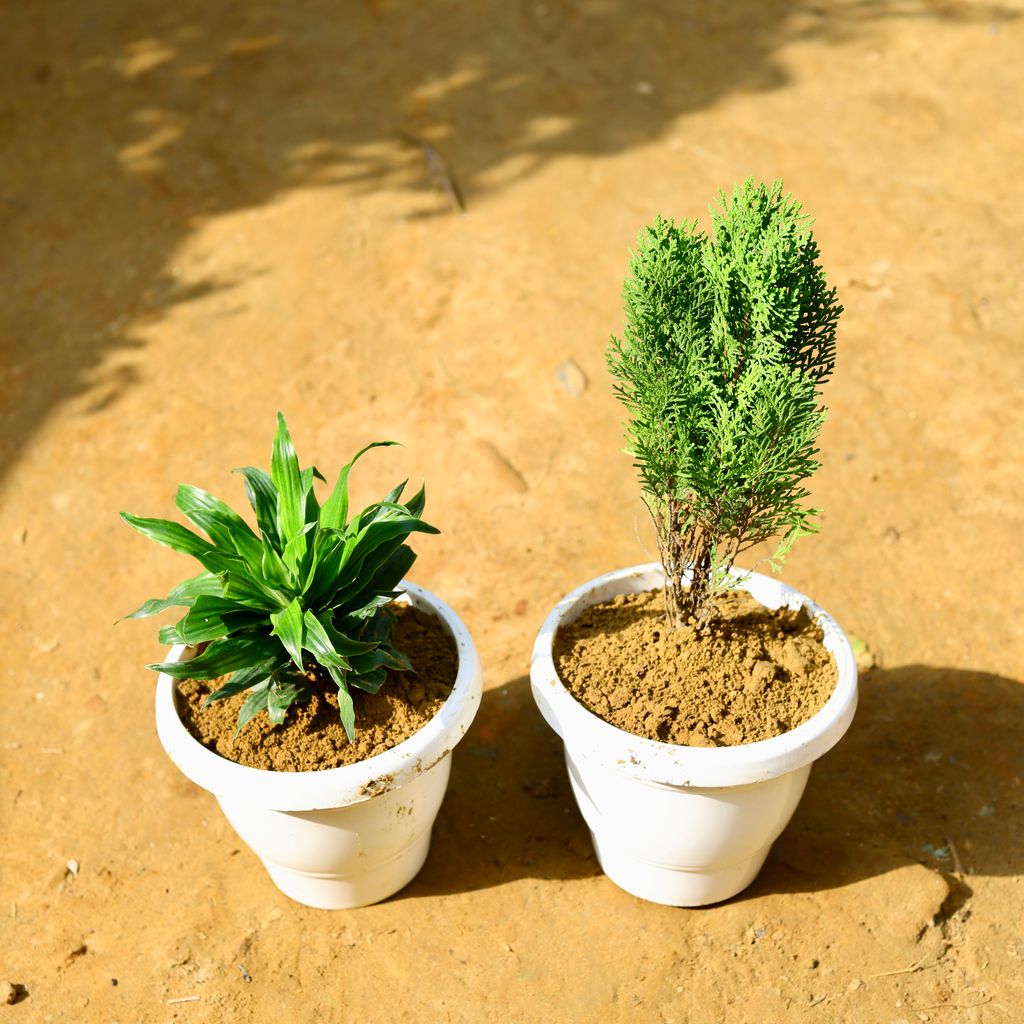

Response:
(554, 358), (588, 398)
(1, 981), (17, 1005)
(848, 978), (865, 992)
(11, 528), (27, 545)
(848, 635), (877, 672)
(66, 859), (79, 877)
(634, 80), (654, 95)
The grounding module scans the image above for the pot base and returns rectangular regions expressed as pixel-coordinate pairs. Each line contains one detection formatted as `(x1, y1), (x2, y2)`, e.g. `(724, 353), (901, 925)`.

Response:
(591, 832), (770, 907)
(262, 829), (433, 910)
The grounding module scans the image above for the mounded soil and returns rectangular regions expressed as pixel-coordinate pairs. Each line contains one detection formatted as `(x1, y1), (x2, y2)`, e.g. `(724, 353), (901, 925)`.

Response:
(555, 588), (837, 746)
(2, 3), (1023, 1022)
(176, 604), (458, 771)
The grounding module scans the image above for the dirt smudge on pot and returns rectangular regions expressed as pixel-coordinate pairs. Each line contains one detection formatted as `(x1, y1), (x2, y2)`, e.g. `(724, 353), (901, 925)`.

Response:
(554, 588), (837, 746)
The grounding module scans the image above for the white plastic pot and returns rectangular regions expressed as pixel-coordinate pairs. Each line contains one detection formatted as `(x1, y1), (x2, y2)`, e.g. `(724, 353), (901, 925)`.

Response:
(155, 582), (482, 910)
(530, 563), (857, 907)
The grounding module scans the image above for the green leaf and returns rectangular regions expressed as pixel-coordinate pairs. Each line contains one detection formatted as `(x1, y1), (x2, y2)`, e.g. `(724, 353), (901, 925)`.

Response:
(335, 677), (356, 743)
(176, 596), (265, 645)
(381, 479), (407, 506)
(315, 518), (435, 606)
(149, 634), (282, 679)
(335, 546), (416, 616)
(319, 441), (400, 531)
(258, 530), (293, 589)
(404, 482), (426, 519)
(300, 465), (321, 524)
(175, 484), (263, 566)
(235, 679), (271, 735)
(271, 413), (304, 544)
(270, 597), (305, 671)
(221, 570), (289, 612)
(349, 666), (388, 695)
(314, 611), (380, 656)
(347, 647), (406, 676)
(282, 520), (317, 576)
(204, 659), (279, 704)
(121, 571), (222, 620)
(267, 677), (309, 725)
(233, 466), (281, 546)
(301, 611), (354, 670)
(121, 512), (219, 561)
(158, 624), (184, 645)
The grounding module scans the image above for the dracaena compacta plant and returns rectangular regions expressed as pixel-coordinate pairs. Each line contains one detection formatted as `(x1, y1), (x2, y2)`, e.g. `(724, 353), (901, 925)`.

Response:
(121, 414), (439, 742)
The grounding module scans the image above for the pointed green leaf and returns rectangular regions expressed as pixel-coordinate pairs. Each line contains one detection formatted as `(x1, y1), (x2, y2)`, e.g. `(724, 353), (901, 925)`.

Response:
(334, 546), (416, 615)
(221, 570), (289, 611)
(121, 571), (223, 620)
(271, 413), (304, 544)
(233, 466), (281, 545)
(300, 465), (321, 522)
(282, 520), (317, 576)
(270, 597), (305, 671)
(319, 441), (400, 531)
(314, 611), (380, 656)
(175, 484), (263, 566)
(121, 512), (218, 560)
(259, 530), (293, 588)
(267, 676), (309, 725)
(204, 659), (279, 704)
(404, 482), (426, 519)
(176, 596), (265, 645)
(158, 624), (184, 646)
(333, 674), (356, 743)
(301, 611), (353, 669)
(235, 679), (271, 735)
(149, 634), (282, 679)
(349, 666), (387, 695)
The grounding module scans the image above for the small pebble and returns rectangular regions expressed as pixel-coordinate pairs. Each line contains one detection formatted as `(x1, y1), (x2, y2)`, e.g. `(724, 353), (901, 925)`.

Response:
(848, 978), (865, 991)
(1, 981), (17, 1005)
(66, 859), (79, 877)
(554, 358), (588, 398)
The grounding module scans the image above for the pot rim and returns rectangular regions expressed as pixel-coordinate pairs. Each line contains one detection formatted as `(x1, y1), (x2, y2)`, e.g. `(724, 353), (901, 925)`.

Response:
(530, 562), (858, 788)
(154, 580), (482, 810)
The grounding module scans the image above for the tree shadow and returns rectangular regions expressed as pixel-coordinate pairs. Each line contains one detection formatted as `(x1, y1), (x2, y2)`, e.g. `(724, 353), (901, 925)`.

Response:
(750, 666), (1024, 898)
(404, 674), (603, 897)
(1, 0), (1016, 485)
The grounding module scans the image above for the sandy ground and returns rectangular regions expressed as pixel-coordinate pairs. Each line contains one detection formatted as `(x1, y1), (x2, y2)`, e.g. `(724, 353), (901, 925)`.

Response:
(2, 1), (1023, 1021)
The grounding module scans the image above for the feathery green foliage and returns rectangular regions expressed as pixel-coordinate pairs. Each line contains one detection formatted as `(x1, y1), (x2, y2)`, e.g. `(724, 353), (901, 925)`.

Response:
(607, 180), (841, 627)
(121, 414), (438, 741)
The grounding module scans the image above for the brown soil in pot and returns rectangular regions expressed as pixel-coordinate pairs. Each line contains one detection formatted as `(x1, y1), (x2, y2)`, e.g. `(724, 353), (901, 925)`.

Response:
(176, 604), (458, 771)
(554, 588), (838, 746)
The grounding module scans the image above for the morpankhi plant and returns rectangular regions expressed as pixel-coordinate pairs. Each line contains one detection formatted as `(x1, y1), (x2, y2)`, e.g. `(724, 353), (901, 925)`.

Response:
(121, 414), (437, 741)
(608, 179), (842, 628)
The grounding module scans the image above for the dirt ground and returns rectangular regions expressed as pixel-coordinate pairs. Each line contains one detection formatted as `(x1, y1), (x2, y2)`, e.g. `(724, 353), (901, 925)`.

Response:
(2, 1), (1023, 1021)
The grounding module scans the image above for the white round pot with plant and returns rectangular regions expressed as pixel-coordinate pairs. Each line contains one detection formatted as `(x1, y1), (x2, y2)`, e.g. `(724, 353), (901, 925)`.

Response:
(123, 415), (481, 909)
(531, 562), (856, 907)
(532, 181), (855, 906)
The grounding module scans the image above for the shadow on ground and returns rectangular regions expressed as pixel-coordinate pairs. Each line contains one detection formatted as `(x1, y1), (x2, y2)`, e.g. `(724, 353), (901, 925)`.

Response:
(403, 674), (603, 897)
(1, 0), (1015, 484)
(408, 665), (1024, 900)
(753, 665), (1024, 897)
